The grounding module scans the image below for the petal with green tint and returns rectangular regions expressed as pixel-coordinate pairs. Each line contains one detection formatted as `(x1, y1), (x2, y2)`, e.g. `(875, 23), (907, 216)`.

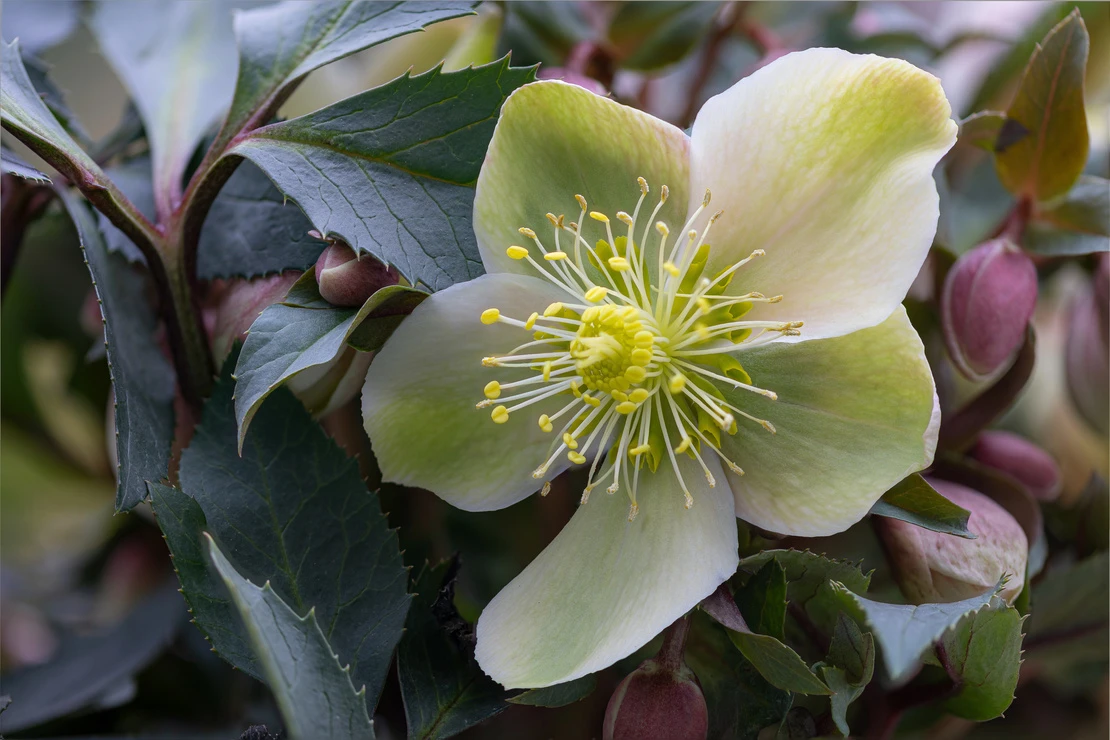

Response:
(474, 454), (738, 688)
(720, 307), (939, 537)
(689, 49), (957, 341)
(362, 272), (575, 511)
(474, 80), (690, 278)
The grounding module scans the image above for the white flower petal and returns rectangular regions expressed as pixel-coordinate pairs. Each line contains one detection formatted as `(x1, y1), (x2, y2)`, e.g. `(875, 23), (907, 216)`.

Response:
(689, 48), (957, 340)
(474, 454), (738, 688)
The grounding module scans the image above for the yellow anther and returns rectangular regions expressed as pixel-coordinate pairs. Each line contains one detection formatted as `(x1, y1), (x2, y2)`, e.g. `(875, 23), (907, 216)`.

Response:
(621, 306), (639, 320)
(491, 406), (509, 424)
(637, 176), (648, 194)
(480, 308), (500, 325)
(542, 361), (552, 382)
(761, 420), (777, 434)
(616, 211), (633, 226)
(575, 194), (587, 210)
(751, 249), (766, 258)
(611, 390), (629, 403)
(608, 256), (631, 271)
(584, 286), (608, 302)
(546, 213), (559, 226)
(589, 211), (609, 223)
(695, 323), (710, 340)
(633, 330), (654, 347)
(675, 436), (692, 454)
(624, 366), (647, 383)
(655, 221), (669, 237)
(543, 302), (564, 317)
(568, 451), (587, 465)
(769, 295), (783, 303)
(696, 297), (711, 314)
(616, 401), (637, 415)
(544, 251), (568, 261)
(629, 443), (651, 457)
(506, 245), (529, 260)
(582, 394), (601, 408)
(702, 188), (712, 207)
(540, 481), (552, 496)
(660, 184), (669, 203)
(519, 227), (537, 238)
(581, 306), (599, 322)
(524, 312), (538, 330)
(562, 432), (579, 450)
(631, 348), (652, 366)
(538, 414), (553, 433)
(571, 380), (582, 398)
(663, 262), (680, 277)
(482, 357), (499, 367)
(483, 381), (501, 399)
(669, 374), (687, 394)
(629, 388), (650, 404)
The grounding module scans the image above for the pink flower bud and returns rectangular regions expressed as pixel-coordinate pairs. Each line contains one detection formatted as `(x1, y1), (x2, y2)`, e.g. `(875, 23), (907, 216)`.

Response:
(207, 272), (302, 364)
(315, 242), (399, 307)
(941, 238), (1038, 380)
(878, 479), (1028, 605)
(603, 618), (707, 740)
(970, 431), (1062, 502)
(1065, 255), (1109, 437)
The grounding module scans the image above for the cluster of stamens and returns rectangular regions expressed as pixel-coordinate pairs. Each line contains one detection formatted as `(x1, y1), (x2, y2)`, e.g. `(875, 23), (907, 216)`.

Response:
(477, 177), (803, 520)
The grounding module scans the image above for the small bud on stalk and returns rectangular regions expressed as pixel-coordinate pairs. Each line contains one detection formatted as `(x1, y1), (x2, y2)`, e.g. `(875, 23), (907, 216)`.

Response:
(971, 431), (1062, 502)
(941, 238), (1038, 380)
(315, 240), (400, 307)
(877, 478), (1028, 605)
(603, 616), (708, 740)
(1064, 254), (1109, 437)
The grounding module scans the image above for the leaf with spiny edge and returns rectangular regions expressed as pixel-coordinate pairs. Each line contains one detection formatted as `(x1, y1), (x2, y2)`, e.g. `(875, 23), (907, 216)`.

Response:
(936, 600), (1024, 721)
(739, 549), (872, 634)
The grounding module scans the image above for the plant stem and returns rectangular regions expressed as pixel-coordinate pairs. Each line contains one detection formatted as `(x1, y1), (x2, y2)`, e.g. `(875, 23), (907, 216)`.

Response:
(680, 2), (741, 128)
(656, 615), (693, 672)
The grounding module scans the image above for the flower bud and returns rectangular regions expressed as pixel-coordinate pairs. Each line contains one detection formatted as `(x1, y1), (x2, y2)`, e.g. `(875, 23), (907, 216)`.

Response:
(315, 241), (399, 307)
(941, 238), (1037, 380)
(970, 431), (1062, 502)
(878, 479), (1028, 605)
(1065, 255), (1109, 437)
(603, 619), (707, 740)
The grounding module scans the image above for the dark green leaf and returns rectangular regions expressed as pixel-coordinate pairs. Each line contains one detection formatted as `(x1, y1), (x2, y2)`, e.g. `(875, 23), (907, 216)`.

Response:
(609, 2), (721, 71)
(1026, 175), (1110, 256)
(775, 707), (816, 740)
(1027, 552), (1109, 642)
(399, 561), (509, 739)
(830, 579), (1000, 683)
(233, 272), (409, 447)
(89, 1), (236, 218)
(736, 559), (787, 641)
(0, 581), (183, 734)
(1, 146), (48, 182)
(728, 631), (832, 696)
(207, 537), (375, 740)
(501, 2), (592, 67)
(97, 156), (156, 263)
(508, 675), (597, 708)
(58, 187), (175, 511)
(995, 9), (1089, 202)
(230, 58), (536, 291)
(197, 161), (321, 279)
(819, 614), (875, 736)
(148, 481), (261, 680)
(869, 473), (974, 538)
(217, 0), (475, 151)
(940, 602), (1023, 721)
(180, 373), (410, 708)
(685, 613), (792, 740)
(958, 111), (1005, 152)
(739, 549), (872, 633)
(345, 285), (428, 352)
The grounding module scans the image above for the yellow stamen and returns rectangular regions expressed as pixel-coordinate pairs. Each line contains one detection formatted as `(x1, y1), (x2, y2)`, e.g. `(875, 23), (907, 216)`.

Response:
(481, 308), (500, 325)
(584, 286), (608, 302)
(506, 245), (529, 260)
(483, 381), (501, 399)
(568, 451), (587, 464)
(544, 251), (568, 261)
(491, 406), (509, 424)
(538, 414), (553, 433)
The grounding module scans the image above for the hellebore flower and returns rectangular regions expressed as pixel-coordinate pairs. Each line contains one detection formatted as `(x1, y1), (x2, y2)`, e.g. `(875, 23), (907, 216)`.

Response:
(877, 478), (1029, 604)
(363, 49), (955, 688)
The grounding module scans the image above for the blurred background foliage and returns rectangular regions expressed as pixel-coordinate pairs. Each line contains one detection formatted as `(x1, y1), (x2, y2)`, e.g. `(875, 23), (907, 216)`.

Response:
(0, 1), (1107, 738)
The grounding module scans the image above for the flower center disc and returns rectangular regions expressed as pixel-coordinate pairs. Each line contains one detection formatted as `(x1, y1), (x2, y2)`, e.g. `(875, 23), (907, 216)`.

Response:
(570, 304), (655, 393)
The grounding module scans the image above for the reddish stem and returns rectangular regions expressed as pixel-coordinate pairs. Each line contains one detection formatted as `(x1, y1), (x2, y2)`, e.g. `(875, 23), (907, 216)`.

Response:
(656, 615), (693, 672)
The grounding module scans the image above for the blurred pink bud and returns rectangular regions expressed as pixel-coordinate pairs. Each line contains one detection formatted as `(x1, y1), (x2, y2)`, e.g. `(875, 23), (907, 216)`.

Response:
(207, 272), (301, 364)
(971, 431), (1062, 502)
(1065, 255), (1109, 437)
(941, 238), (1037, 380)
(315, 242), (399, 307)
(878, 479), (1028, 605)
(603, 618), (707, 740)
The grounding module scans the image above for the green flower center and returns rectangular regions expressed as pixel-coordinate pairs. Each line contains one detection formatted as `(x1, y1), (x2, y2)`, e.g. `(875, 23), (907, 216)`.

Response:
(477, 177), (803, 520)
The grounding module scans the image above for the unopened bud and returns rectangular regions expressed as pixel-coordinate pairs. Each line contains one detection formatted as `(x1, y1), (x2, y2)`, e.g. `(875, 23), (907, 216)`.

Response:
(941, 238), (1037, 380)
(208, 273), (301, 364)
(1065, 254), (1109, 437)
(971, 431), (1062, 502)
(315, 242), (399, 307)
(603, 618), (707, 740)
(878, 478), (1028, 605)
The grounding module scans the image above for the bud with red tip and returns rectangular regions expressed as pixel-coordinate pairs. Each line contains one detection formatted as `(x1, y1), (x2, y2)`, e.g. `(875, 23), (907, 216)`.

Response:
(315, 241), (399, 307)
(603, 616), (707, 740)
(941, 238), (1038, 380)
(877, 478), (1028, 605)
(971, 431), (1062, 502)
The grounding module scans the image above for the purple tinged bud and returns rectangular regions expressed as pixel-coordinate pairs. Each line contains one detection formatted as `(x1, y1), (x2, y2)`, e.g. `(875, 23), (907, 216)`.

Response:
(971, 431), (1062, 502)
(208, 272), (301, 364)
(941, 238), (1038, 380)
(315, 242), (399, 307)
(1065, 254), (1109, 438)
(878, 479), (1028, 605)
(603, 617), (707, 740)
